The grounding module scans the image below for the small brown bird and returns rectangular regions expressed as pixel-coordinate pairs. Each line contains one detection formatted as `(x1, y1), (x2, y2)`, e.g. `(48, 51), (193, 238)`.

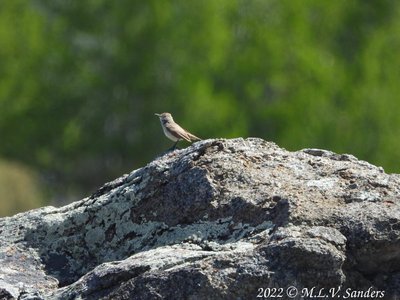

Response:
(155, 112), (201, 149)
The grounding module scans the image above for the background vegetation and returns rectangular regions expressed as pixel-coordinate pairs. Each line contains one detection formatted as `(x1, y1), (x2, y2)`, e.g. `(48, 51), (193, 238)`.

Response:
(1, 0), (399, 216)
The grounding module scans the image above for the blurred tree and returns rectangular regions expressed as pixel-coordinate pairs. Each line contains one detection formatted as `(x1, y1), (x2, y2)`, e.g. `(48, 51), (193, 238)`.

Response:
(0, 0), (399, 213)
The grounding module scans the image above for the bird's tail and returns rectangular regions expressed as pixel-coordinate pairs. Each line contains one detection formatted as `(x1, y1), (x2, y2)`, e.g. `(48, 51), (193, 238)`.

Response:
(186, 131), (201, 141)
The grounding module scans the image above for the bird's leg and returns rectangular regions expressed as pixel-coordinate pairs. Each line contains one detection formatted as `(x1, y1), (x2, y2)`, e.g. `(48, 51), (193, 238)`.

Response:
(167, 141), (179, 151)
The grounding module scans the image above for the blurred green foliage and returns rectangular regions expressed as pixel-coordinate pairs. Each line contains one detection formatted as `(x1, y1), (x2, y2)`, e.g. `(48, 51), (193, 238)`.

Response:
(1, 0), (400, 215)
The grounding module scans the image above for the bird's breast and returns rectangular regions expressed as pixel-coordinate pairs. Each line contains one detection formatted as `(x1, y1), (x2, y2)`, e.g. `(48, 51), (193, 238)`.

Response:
(162, 125), (180, 142)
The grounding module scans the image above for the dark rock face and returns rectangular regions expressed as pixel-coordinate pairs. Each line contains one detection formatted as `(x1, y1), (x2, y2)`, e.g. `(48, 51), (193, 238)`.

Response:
(0, 138), (399, 299)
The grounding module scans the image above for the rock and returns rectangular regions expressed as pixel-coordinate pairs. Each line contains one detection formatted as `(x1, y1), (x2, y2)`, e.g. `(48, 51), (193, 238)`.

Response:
(0, 138), (399, 299)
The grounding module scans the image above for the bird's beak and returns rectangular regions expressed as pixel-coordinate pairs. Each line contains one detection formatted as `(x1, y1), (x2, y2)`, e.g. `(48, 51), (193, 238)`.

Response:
(154, 113), (161, 117)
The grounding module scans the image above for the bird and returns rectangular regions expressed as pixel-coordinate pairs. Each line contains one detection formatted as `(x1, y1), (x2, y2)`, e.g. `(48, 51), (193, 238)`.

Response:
(155, 112), (201, 149)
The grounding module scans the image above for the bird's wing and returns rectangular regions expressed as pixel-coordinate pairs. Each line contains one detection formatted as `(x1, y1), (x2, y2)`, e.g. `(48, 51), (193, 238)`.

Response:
(185, 130), (201, 141)
(165, 123), (192, 142)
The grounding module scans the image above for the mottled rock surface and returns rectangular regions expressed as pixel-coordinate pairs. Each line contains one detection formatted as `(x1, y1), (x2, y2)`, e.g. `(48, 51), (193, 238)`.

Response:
(0, 138), (399, 299)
